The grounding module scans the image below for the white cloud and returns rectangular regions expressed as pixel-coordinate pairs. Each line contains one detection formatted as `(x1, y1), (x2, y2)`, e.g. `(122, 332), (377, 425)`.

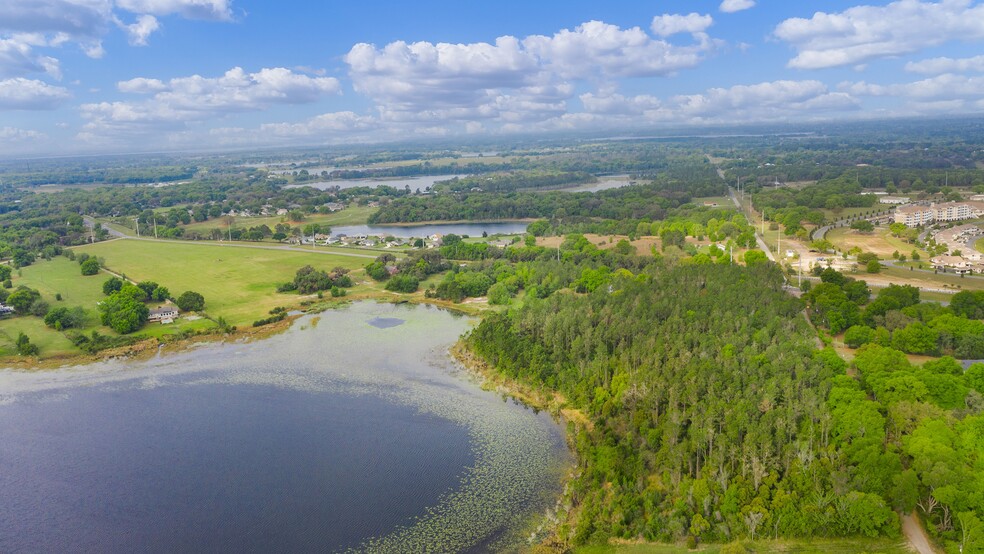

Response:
(774, 0), (984, 69)
(121, 14), (159, 46)
(0, 126), (47, 140)
(115, 0), (234, 21)
(346, 18), (719, 125)
(0, 0), (236, 87)
(0, 35), (61, 78)
(82, 67), (340, 136)
(650, 13), (713, 37)
(905, 55), (984, 74)
(0, 77), (70, 109)
(842, 73), (984, 100)
(719, 0), (755, 13)
(580, 88), (661, 116)
(259, 111), (378, 137)
(524, 20), (718, 79)
(117, 76), (166, 93)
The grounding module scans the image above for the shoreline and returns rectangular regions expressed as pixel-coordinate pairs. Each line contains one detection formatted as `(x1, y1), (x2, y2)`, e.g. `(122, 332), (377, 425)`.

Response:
(449, 340), (587, 553)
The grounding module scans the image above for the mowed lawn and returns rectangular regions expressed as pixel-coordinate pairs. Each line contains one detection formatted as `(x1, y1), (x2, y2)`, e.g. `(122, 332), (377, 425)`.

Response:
(75, 240), (370, 326)
(177, 204), (376, 235)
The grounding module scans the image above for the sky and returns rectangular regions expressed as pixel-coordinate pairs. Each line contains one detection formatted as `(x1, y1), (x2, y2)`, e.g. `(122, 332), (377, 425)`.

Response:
(3, 0), (984, 156)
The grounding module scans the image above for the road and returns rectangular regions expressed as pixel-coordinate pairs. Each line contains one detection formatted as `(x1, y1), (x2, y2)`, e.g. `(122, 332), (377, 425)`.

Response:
(902, 513), (938, 554)
(728, 186), (777, 263)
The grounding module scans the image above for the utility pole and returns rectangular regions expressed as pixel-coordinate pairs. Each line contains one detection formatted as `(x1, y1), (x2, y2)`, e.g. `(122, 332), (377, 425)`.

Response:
(134, 217), (140, 237)
(153, 216), (158, 239)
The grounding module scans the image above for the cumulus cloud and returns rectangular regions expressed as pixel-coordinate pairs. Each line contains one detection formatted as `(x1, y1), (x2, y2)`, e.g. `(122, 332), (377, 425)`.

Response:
(115, 0), (234, 21)
(774, 0), (984, 69)
(905, 55), (984, 74)
(0, 126), (47, 140)
(122, 14), (160, 46)
(574, 80), (860, 129)
(720, 0), (756, 13)
(82, 67), (339, 136)
(842, 73), (984, 100)
(0, 0), (236, 87)
(0, 35), (61, 78)
(650, 13), (713, 37)
(0, 77), (70, 109)
(346, 18), (719, 124)
(524, 20), (718, 79)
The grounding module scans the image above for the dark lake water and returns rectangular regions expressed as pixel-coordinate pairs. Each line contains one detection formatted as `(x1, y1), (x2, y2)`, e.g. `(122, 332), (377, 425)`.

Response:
(0, 302), (570, 553)
(332, 221), (530, 239)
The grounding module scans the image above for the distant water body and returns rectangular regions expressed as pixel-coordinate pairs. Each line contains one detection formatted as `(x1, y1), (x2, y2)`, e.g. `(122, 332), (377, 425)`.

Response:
(332, 221), (530, 239)
(286, 174), (467, 191)
(0, 302), (570, 553)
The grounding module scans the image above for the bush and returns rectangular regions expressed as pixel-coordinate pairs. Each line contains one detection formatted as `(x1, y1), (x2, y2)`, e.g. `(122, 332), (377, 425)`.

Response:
(80, 258), (100, 275)
(384, 274), (419, 293)
(44, 306), (87, 329)
(15, 333), (39, 356)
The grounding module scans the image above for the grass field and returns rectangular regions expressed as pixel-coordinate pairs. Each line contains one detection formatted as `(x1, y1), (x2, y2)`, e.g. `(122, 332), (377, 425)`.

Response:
(177, 205), (376, 234)
(576, 537), (912, 554)
(827, 227), (927, 258)
(74, 239), (371, 326)
(0, 314), (79, 357)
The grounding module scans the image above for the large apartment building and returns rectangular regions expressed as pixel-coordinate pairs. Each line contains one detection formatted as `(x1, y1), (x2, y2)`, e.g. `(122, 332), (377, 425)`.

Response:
(894, 201), (984, 226)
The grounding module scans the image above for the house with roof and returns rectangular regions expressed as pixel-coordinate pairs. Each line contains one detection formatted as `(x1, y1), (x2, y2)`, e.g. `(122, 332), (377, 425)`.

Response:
(148, 306), (179, 324)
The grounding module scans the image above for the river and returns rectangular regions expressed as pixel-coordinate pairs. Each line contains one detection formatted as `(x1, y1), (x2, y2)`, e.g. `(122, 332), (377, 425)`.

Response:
(0, 302), (570, 553)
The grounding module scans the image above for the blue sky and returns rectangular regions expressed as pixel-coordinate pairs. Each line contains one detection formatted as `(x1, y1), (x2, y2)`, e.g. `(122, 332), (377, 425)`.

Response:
(3, 0), (984, 155)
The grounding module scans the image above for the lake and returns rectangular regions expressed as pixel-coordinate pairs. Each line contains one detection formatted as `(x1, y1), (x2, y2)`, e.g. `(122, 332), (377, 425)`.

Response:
(287, 174), (466, 191)
(332, 221), (530, 239)
(0, 302), (570, 553)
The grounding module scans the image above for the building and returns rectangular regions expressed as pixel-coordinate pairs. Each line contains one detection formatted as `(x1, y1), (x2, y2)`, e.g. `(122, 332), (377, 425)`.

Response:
(148, 306), (179, 324)
(933, 202), (975, 222)
(0, 303), (14, 315)
(894, 201), (984, 226)
(878, 196), (910, 204)
(894, 204), (934, 226)
(930, 256), (980, 275)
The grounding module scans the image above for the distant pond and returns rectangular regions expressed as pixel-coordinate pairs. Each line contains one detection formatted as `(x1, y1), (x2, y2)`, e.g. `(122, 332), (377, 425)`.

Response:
(286, 174), (467, 191)
(332, 221), (530, 239)
(0, 302), (570, 553)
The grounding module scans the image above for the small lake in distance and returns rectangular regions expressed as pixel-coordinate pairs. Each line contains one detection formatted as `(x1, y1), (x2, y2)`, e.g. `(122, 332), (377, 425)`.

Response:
(331, 221), (530, 239)
(286, 174), (466, 191)
(0, 302), (570, 553)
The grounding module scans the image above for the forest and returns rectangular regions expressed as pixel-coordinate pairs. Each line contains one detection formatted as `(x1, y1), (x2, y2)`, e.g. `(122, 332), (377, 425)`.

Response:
(464, 259), (984, 551)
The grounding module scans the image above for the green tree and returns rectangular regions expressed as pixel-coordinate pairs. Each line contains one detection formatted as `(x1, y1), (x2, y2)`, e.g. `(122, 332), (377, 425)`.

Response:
(175, 290), (205, 311)
(15, 332), (39, 356)
(6, 287), (41, 313)
(102, 276), (124, 295)
(99, 291), (149, 334)
(80, 258), (100, 275)
(851, 220), (875, 233)
(866, 259), (881, 273)
(0, 264), (11, 281)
